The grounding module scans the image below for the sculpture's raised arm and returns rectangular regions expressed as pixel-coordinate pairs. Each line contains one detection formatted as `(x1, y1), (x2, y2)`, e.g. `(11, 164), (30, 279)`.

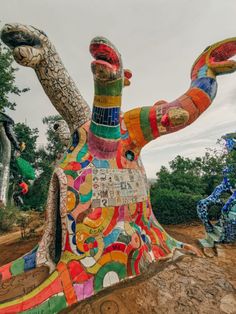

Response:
(88, 37), (124, 158)
(123, 38), (236, 149)
(88, 37), (132, 159)
(1, 23), (91, 133)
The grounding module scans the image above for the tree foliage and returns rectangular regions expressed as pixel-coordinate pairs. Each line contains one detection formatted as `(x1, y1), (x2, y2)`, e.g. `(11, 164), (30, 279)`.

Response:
(13, 123), (39, 164)
(9, 123), (39, 205)
(42, 115), (65, 163)
(21, 115), (65, 210)
(151, 189), (203, 224)
(150, 150), (232, 224)
(0, 43), (29, 111)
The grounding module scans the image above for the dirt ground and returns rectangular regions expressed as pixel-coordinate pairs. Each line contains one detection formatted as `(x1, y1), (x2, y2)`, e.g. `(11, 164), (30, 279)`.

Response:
(0, 228), (43, 266)
(0, 211), (44, 266)
(164, 222), (205, 245)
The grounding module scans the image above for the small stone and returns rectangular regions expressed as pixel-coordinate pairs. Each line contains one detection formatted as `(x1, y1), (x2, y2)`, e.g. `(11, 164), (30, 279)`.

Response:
(166, 265), (177, 272)
(203, 247), (216, 258)
(220, 294), (236, 314)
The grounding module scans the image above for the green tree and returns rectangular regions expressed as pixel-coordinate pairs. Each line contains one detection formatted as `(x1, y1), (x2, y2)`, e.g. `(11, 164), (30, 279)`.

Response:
(13, 123), (39, 164)
(151, 149), (227, 224)
(24, 115), (66, 210)
(155, 163), (205, 195)
(42, 115), (65, 162)
(0, 43), (29, 207)
(24, 148), (52, 210)
(9, 123), (39, 205)
(200, 150), (226, 195)
(0, 43), (29, 111)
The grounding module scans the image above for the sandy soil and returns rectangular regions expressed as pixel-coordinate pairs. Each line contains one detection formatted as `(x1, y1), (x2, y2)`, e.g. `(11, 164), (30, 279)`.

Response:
(165, 222), (205, 245)
(0, 229), (42, 266)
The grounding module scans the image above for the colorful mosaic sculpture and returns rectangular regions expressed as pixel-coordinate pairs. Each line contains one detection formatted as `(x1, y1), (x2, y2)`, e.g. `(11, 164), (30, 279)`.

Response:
(0, 23), (236, 313)
(197, 133), (236, 247)
(0, 113), (21, 206)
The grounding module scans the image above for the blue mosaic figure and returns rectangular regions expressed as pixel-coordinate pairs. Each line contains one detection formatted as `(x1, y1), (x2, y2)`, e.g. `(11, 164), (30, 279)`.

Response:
(220, 189), (236, 242)
(197, 133), (236, 247)
(197, 170), (232, 233)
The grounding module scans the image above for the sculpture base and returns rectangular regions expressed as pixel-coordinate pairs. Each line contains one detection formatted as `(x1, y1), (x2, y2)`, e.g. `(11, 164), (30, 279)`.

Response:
(198, 225), (222, 248)
(199, 210), (236, 248)
(62, 253), (236, 314)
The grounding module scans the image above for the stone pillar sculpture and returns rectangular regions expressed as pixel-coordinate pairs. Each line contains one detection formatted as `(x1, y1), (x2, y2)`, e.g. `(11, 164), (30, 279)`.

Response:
(0, 113), (20, 206)
(0, 123), (11, 206)
(0, 24), (236, 313)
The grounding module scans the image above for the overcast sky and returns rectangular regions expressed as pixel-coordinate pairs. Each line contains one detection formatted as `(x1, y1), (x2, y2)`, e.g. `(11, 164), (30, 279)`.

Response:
(1, 0), (236, 177)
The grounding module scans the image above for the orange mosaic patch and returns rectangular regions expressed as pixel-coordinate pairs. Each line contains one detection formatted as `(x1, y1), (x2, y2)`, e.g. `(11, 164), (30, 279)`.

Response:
(67, 190), (76, 212)
(186, 88), (211, 114)
(124, 108), (148, 147)
(57, 262), (77, 305)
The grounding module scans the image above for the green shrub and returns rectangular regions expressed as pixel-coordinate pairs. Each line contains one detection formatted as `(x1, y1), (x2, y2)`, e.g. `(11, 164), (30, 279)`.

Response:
(150, 188), (220, 224)
(0, 205), (19, 232)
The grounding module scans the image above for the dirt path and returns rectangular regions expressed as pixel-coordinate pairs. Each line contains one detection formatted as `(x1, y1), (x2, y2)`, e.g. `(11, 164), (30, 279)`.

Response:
(0, 230), (22, 245)
(0, 230), (42, 266)
(164, 223), (206, 246)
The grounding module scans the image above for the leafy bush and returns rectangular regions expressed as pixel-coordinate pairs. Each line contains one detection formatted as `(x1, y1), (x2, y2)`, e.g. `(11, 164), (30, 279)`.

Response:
(150, 152), (231, 225)
(0, 205), (19, 232)
(16, 210), (44, 239)
(16, 213), (29, 239)
(151, 188), (220, 224)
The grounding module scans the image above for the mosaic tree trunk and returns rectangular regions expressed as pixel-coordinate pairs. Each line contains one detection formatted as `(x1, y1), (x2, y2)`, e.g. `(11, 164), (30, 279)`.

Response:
(0, 24), (236, 313)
